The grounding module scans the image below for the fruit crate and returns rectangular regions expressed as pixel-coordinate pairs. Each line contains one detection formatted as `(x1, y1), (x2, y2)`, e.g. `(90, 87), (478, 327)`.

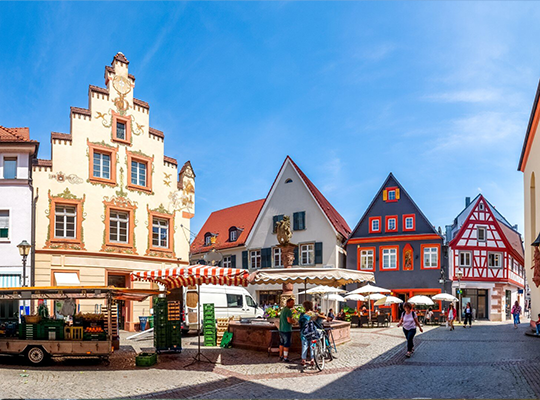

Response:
(83, 332), (107, 341)
(135, 352), (157, 367)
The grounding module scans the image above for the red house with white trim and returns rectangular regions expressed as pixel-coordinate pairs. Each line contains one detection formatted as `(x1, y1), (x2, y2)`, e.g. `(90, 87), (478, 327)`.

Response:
(448, 195), (525, 321)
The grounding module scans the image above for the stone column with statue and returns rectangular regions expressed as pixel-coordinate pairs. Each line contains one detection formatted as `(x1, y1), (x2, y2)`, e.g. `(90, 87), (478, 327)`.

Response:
(275, 216), (298, 307)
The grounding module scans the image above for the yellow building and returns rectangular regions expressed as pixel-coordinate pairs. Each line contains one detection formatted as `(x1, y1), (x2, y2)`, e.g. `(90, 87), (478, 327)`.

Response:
(519, 81), (540, 317)
(32, 53), (195, 330)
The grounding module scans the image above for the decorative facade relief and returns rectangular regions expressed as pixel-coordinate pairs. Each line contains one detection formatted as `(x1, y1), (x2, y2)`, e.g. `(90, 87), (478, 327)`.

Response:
(49, 172), (84, 184)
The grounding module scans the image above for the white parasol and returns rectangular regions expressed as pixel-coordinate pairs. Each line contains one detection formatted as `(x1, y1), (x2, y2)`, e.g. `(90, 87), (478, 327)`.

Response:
(373, 295), (403, 306)
(298, 285), (347, 295)
(327, 293), (346, 302)
(432, 293), (458, 302)
(347, 284), (391, 320)
(408, 295), (435, 306)
(344, 294), (366, 302)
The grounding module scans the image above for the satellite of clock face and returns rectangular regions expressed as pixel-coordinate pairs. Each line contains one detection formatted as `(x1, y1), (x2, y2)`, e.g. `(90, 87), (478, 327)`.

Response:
(113, 76), (131, 95)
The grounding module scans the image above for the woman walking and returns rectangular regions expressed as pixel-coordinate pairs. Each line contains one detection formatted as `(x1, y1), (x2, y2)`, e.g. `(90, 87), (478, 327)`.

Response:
(511, 301), (522, 329)
(463, 302), (473, 328)
(447, 304), (456, 330)
(396, 302), (423, 358)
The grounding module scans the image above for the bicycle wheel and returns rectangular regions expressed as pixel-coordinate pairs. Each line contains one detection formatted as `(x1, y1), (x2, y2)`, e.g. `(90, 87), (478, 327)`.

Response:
(313, 339), (325, 371)
(324, 336), (333, 361)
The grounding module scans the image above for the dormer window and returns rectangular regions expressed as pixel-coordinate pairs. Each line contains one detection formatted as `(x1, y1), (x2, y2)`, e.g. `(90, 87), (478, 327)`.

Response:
(204, 232), (212, 246)
(229, 227), (238, 242)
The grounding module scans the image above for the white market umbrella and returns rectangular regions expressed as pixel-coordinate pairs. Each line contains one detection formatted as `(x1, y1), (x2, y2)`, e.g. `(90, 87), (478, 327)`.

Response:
(432, 293), (458, 302)
(327, 293), (346, 302)
(374, 295), (403, 306)
(408, 295), (435, 306)
(348, 284), (391, 296)
(344, 294), (366, 302)
(298, 285), (346, 295)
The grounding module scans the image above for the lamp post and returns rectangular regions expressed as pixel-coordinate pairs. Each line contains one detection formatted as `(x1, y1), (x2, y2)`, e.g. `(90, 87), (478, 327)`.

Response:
(456, 268), (463, 324)
(17, 240), (31, 287)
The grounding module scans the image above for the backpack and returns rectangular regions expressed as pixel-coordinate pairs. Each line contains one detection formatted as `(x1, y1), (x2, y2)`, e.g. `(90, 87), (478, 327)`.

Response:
(300, 313), (318, 339)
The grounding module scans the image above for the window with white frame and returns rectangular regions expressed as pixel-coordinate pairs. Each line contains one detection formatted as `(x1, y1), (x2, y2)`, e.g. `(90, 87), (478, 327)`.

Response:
(423, 247), (438, 268)
(250, 250), (261, 269)
(405, 217), (414, 230)
(229, 228), (238, 242)
(300, 243), (314, 265)
(273, 247), (282, 267)
(54, 205), (76, 239)
(130, 160), (147, 187)
(93, 152), (111, 179)
(204, 233), (212, 246)
(488, 252), (502, 268)
(360, 249), (374, 270)
(223, 256), (232, 268)
(109, 211), (129, 243)
(382, 248), (397, 269)
(387, 218), (396, 231)
(477, 227), (486, 242)
(0, 211), (9, 239)
(459, 251), (471, 267)
(3, 157), (17, 179)
(371, 219), (380, 232)
(152, 218), (169, 248)
(116, 121), (126, 140)
(388, 190), (396, 201)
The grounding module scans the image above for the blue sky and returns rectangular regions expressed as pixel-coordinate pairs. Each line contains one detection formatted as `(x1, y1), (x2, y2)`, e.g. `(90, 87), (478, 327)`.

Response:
(0, 2), (538, 239)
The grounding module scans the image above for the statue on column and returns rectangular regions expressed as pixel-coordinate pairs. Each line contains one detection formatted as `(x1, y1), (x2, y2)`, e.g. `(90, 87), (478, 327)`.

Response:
(276, 216), (298, 306)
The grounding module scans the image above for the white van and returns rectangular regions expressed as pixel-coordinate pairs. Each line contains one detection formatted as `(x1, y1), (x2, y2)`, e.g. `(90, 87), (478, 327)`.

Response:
(183, 285), (264, 331)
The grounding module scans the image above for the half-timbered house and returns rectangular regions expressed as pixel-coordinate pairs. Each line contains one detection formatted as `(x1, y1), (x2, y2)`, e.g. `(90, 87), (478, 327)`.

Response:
(447, 195), (525, 321)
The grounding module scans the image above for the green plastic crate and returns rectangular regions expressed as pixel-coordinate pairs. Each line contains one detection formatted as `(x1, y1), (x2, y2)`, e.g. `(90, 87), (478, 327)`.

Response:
(136, 352), (157, 367)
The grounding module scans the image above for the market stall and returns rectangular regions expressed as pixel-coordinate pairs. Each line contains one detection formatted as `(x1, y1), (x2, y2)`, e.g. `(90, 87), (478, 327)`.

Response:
(0, 286), (159, 365)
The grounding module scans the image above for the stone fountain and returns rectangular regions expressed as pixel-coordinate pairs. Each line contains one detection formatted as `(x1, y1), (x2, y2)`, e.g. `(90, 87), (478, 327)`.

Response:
(275, 216), (298, 307)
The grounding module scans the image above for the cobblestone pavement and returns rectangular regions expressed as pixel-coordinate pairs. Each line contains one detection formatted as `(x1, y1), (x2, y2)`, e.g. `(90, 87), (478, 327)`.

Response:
(0, 321), (538, 398)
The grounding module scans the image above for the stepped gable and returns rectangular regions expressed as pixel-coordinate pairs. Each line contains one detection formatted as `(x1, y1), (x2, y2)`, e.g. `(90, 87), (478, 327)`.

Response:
(191, 199), (265, 254)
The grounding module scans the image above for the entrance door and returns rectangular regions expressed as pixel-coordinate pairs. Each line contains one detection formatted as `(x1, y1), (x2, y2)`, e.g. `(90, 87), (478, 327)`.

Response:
(108, 274), (128, 330)
(477, 290), (488, 319)
(505, 290), (512, 319)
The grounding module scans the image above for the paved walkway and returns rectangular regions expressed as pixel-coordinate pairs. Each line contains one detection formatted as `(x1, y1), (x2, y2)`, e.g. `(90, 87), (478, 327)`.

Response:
(0, 321), (538, 398)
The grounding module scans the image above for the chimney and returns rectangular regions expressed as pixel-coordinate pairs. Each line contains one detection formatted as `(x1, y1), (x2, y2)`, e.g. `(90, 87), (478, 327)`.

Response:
(465, 197), (471, 207)
(445, 225), (453, 244)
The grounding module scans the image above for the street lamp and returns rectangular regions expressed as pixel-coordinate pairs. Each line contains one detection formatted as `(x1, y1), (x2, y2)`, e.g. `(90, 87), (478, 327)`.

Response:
(456, 268), (463, 323)
(17, 240), (31, 287)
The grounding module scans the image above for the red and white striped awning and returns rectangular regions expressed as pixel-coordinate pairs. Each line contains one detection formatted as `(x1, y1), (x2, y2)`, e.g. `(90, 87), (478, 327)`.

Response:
(130, 265), (250, 288)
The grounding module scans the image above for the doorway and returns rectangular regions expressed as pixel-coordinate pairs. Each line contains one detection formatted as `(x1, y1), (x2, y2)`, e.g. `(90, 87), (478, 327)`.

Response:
(505, 290), (512, 320)
(107, 274), (129, 330)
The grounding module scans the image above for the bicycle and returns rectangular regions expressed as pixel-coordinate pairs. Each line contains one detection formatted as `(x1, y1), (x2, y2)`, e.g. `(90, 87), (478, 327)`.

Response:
(310, 332), (325, 371)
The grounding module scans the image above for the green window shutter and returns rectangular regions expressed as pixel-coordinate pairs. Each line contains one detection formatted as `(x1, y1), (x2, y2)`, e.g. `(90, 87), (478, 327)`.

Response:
(261, 248), (271, 268)
(231, 254), (236, 268)
(293, 212), (299, 231)
(299, 211), (305, 230)
(315, 242), (323, 264)
(242, 251), (248, 269)
(293, 246), (299, 265)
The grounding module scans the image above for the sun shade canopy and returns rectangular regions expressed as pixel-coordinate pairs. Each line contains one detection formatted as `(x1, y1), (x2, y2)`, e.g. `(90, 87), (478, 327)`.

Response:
(54, 272), (80, 286)
(248, 268), (375, 288)
(131, 265), (251, 288)
(0, 286), (161, 301)
(348, 284), (391, 295)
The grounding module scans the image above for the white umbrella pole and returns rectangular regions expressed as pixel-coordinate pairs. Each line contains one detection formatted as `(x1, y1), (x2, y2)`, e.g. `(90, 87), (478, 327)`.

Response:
(368, 294), (371, 321)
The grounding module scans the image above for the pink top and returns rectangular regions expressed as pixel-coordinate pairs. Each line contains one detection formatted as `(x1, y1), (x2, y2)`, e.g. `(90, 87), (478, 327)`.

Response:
(402, 311), (417, 330)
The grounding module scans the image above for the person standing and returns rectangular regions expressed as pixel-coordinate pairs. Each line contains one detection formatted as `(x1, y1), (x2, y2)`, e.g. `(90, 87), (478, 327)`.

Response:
(463, 302), (473, 328)
(278, 298), (295, 362)
(299, 300), (317, 366)
(447, 304), (456, 331)
(511, 301), (522, 329)
(397, 302), (423, 358)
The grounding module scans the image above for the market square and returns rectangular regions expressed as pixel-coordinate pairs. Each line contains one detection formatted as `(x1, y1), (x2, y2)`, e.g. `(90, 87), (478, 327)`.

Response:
(2, 2), (540, 399)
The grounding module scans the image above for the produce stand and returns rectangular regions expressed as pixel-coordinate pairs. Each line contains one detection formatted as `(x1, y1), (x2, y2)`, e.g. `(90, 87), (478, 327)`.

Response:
(0, 286), (160, 365)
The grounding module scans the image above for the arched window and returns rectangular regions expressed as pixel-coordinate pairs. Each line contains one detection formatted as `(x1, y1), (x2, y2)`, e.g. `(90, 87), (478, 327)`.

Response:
(532, 172), (536, 238)
(285, 178), (293, 184)
(204, 232), (212, 246)
(229, 227), (238, 242)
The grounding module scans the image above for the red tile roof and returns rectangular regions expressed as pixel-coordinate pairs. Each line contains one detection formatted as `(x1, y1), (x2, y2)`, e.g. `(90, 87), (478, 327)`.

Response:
(0, 126), (36, 143)
(134, 98), (149, 109)
(71, 107), (91, 117)
(149, 127), (164, 139)
(51, 132), (72, 141)
(287, 157), (351, 239)
(497, 220), (525, 261)
(164, 156), (177, 166)
(191, 199), (265, 255)
(113, 52), (129, 65)
(89, 85), (109, 95)
(33, 159), (52, 167)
